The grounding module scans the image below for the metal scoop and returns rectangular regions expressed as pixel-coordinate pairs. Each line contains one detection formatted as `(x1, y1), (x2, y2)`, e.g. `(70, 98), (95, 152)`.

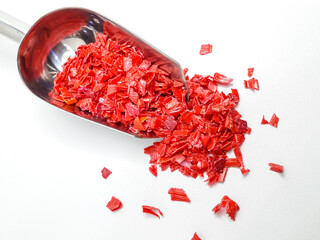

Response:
(0, 8), (186, 138)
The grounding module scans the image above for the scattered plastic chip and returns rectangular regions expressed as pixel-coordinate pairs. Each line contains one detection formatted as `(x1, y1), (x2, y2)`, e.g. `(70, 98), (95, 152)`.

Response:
(248, 68), (254, 77)
(269, 163), (284, 173)
(149, 165), (157, 177)
(101, 167), (112, 179)
(142, 205), (163, 219)
(107, 196), (123, 211)
(191, 232), (201, 240)
(200, 44), (212, 55)
(261, 114), (279, 127)
(244, 78), (259, 90)
(168, 188), (191, 202)
(269, 113), (279, 128)
(212, 195), (240, 221)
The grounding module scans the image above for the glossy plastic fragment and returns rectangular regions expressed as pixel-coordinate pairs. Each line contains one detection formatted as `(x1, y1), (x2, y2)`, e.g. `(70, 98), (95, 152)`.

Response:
(269, 113), (279, 127)
(212, 195), (239, 221)
(168, 188), (191, 202)
(142, 205), (163, 219)
(261, 115), (269, 124)
(101, 167), (112, 179)
(244, 78), (259, 90)
(191, 232), (202, 240)
(200, 44), (212, 55)
(269, 163), (284, 173)
(262, 114), (279, 127)
(248, 68), (254, 77)
(149, 165), (157, 177)
(107, 196), (123, 211)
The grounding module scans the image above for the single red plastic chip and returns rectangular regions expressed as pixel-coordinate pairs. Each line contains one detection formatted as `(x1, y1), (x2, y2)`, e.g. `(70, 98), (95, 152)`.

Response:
(261, 115), (269, 124)
(269, 163), (284, 173)
(107, 196), (123, 211)
(213, 72), (233, 85)
(269, 113), (279, 128)
(244, 78), (259, 90)
(212, 195), (240, 221)
(101, 167), (112, 179)
(142, 205), (163, 219)
(200, 44), (212, 55)
(248, 68), (254, 77)
(191, 232), (201, 240)
(168, 188), (191, 202)
(149, 165), (157, 177)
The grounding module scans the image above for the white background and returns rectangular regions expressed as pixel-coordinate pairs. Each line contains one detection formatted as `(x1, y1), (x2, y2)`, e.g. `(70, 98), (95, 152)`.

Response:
(1, 0), (320, 239)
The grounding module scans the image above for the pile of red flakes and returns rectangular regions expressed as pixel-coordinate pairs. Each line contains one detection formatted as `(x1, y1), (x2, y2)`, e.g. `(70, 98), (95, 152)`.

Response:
(51, 32), (251, 186)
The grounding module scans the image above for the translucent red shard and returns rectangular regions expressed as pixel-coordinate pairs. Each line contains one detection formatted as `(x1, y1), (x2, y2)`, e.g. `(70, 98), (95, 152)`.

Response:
(101, 167), (112, 179)
(212, 195), (239, 221)
(107, 196), (123, 211)
(261, 114), (279, 128)
(168, 188), (191, 202)
(142, 205), (163, 219)
(191, 232), (201, 240)
(244, 78), (259, 90)
(200, 44), (212, 55)
(269, 163), (284, 173)
(248, 68), (254, 77)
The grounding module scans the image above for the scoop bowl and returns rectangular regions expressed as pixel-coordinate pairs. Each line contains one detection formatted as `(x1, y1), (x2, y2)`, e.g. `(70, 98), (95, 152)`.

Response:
(0, 8), (186, 138)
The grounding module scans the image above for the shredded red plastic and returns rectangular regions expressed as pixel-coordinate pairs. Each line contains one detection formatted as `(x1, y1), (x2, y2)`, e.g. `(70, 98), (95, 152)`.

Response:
(149, 165), (157, 177)
(200, 44), (212, 55)
(101, 167), (112, 179)
(244, 78), (259, 90)
(269, 163), (284, 173)
(261, 114), (279, 128)
(107, 196), (123, 211)
(142, 205), (163, 219)
(212, 195), (239, 221)
(269, 114), (279, 127)
(191, 232), (201, 240)
(51, 32), (250, 186)
(248, 68), (254, 77)
(168, 188), (190, 202)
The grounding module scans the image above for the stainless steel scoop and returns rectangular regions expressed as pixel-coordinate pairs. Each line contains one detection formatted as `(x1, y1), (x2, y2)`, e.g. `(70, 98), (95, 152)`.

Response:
(0, 8), (186, 138)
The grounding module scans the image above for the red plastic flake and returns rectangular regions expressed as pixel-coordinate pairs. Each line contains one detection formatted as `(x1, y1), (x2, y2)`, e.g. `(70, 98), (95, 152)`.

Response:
(168, 188), (190, 202)
(212, 195), (239, 221)
(244, 78), (259, 90)
(149, 165), (157, 177)
(142, 205), (163, 219)
(269, 113), (279, 128)
(269, 163), (284, 173)
(199, 44), (212, 55)
(261, 114), (279, 128)
(107, 196), (123, 211)
(101, 167), (112, 179)
(191, 232), (201, 240)
(52, 32), (250, 186)
(248, 68), (254, 77)
(261, 115), (269, 124)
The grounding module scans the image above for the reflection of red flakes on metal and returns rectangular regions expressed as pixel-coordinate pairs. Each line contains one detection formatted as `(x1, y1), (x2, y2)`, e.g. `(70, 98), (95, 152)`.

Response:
(199, 44), (212, 55)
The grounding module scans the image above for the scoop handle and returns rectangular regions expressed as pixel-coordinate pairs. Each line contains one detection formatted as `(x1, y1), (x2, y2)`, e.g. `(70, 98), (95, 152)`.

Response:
(0, 10), (29, 43)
